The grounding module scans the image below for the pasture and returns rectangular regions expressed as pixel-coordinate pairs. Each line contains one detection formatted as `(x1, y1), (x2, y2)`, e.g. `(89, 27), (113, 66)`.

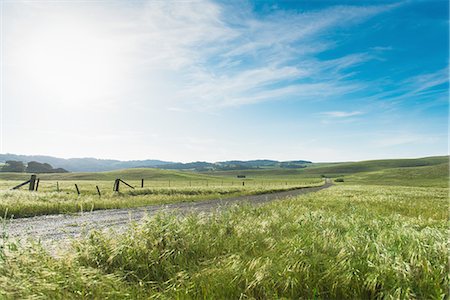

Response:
(0, 184), (447, 299)
(0, 170), (323, 218)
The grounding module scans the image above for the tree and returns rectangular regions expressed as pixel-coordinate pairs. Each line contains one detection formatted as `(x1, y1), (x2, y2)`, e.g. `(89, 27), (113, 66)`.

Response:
(26, 161), (54, 173)
(1, 160), (25, 172)
(52, 168), (69, 173)
(26, 161), (68, 173)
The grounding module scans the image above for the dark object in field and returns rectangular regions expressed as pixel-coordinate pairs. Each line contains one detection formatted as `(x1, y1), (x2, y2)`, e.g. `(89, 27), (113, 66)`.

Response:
(335, 178), (344, 182)
(237, 175), (246, 178)
(11, 174), (37, 191)
(75, 184), (80, 195)
(141, 179), (144, 188)
(113, 179), (135, 192)
(35, 179), (40, 191)
(96, 185), (101, 197)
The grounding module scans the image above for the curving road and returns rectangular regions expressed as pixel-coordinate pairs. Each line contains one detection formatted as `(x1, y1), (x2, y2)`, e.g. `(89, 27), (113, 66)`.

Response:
(4, 180), (333, 243)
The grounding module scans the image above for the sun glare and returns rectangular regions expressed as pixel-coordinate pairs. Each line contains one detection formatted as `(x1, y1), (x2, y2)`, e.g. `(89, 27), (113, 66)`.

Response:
(10, 13), (123, 108)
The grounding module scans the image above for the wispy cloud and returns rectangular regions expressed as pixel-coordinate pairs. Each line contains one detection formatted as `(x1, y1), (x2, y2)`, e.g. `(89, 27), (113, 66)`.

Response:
(122, 1), (399, 110)
(372, 133), (443, 148)
(6, 0), (400, 112)
(320, 111), (364, 118)
(360, 66), (449, 113)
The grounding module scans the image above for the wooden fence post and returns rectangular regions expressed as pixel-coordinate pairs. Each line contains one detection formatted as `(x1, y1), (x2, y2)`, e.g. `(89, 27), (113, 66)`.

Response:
(96, 185), (101, 197)
(75, 184), (80, 195)
(141, 179), (144, 188)
(118, 179), (134, 189)
(35, 178), (40, 191)
(29, 175), (37, 191)
(242, 181), (245, 186)
(56, 181), (59, 192)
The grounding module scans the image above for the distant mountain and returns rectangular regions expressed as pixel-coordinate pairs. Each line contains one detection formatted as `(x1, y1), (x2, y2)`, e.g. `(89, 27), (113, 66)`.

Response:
(0, 153), (312, 172)
(0, 154), (173, 172)
(155, 161), (215, 170)
(155, 159), (312, 171)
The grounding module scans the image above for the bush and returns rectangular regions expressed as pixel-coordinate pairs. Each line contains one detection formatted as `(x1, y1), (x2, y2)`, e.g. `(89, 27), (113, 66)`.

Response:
(335, 178), (344, 182)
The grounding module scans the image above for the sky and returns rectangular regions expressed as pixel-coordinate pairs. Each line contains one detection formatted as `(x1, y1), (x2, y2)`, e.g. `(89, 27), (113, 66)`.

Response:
(1, 0), (448, 163)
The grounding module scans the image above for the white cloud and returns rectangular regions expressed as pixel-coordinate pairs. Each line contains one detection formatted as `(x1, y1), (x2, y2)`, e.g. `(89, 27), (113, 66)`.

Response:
(320, 111), (364, 118)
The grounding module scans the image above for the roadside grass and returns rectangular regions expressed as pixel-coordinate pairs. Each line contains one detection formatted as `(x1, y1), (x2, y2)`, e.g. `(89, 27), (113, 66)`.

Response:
(0, 179), (323, 218)
(0, 184), (447, 299)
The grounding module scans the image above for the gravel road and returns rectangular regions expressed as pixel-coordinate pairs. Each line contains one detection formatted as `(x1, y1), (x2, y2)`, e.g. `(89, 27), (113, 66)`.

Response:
(4, 180), (333, 243)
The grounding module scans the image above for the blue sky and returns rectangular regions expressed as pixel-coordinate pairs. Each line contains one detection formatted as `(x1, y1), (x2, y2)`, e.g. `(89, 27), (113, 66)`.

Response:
(1, 0), (448, 162)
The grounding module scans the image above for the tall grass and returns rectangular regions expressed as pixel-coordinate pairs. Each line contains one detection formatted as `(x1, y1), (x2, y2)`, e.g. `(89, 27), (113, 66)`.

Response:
(1, 185), (447, 299)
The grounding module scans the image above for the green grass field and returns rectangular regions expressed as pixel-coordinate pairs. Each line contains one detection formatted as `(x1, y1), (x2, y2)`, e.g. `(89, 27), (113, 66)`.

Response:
(0, 156), (448, 298)
(0, 181), (323, 219)
(1, 184), (447, 299)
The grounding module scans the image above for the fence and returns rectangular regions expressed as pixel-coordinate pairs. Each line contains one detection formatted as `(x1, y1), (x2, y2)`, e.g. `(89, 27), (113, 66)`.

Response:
(5, 175), (323, 196)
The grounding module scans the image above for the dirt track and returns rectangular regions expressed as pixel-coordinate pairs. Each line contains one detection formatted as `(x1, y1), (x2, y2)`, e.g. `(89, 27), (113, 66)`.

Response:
(4, 180), (333, 243)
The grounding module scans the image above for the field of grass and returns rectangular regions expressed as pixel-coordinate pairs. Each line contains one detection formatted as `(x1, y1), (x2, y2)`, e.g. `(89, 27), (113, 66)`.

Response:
(1, 184), (447, 299)
(0, 178), (323, 218)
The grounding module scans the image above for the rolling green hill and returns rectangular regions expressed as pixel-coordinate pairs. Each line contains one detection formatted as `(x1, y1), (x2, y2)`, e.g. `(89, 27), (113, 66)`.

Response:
(200, 156), (449, 187)
(342, 162), (449, 187)
(301, 156), (448, 175)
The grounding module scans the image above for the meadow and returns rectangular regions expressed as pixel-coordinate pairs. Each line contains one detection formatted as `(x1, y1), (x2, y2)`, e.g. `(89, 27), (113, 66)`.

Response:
(0, 156), (448, 299)
(0, 183), (447, 299)
(0, 174), (323, 218)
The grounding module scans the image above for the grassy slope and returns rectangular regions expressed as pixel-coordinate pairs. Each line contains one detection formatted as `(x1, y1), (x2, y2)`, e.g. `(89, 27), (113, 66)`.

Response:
(302, 156), (448, 174)
(342, 162), (449, 188)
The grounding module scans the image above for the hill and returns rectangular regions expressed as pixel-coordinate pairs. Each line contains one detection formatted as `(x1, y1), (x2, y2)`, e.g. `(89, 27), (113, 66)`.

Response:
(301, 156), (448, 175)
(0, 154), (174, 172)
(343, 162), (449, 188)
(199, 156), (449, 187)
(157, 160), (312, 171)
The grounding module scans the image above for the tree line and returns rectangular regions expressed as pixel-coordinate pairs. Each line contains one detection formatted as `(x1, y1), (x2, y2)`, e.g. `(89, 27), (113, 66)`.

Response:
(0, 161), (68, 173)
